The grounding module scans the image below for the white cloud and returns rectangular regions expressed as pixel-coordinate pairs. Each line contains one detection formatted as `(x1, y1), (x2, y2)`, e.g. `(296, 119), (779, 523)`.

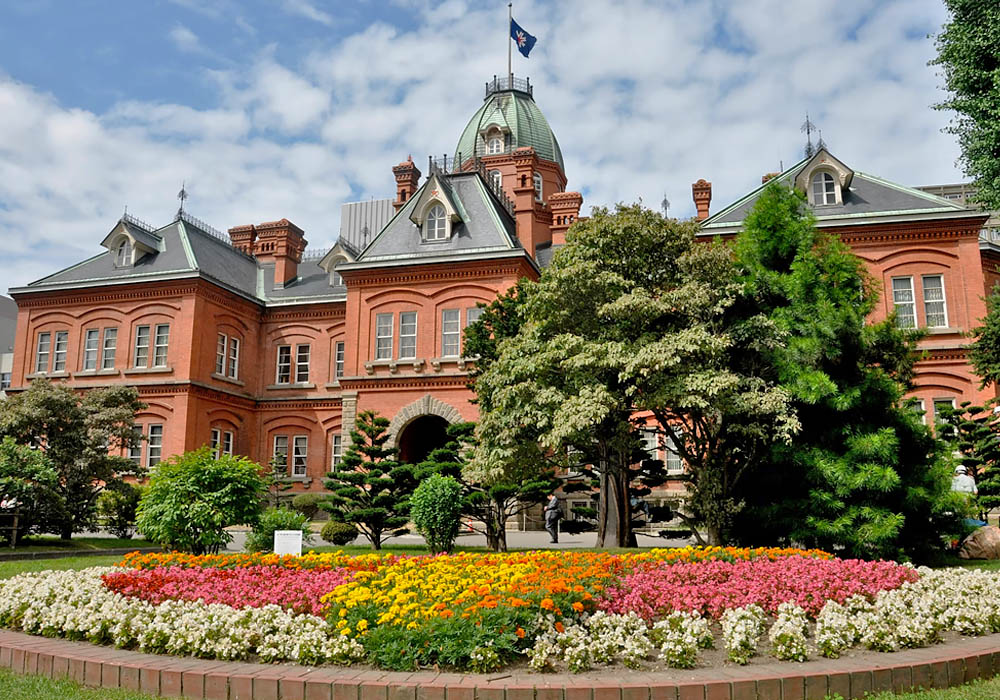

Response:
(167, 23), (201, 53)
(282, 0), (334, 26)
(0, 0), (966, 293)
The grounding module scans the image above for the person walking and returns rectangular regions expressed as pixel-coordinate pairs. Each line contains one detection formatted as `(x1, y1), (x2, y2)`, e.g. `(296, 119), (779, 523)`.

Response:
(544, 492), (562, 544)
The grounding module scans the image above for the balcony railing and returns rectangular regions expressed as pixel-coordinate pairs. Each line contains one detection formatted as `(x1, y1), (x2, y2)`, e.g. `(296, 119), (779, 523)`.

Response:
(427, 154), (516, 217)
(485, 75), (532, 98)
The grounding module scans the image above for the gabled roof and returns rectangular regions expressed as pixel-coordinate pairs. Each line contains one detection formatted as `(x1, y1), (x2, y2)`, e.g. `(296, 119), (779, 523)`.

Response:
(701, 149), (981, 235)
(347, 170), (522, 268)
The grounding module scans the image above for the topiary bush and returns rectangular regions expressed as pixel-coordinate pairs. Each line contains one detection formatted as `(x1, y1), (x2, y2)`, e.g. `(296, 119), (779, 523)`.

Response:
(135, 447), (265, 554)
(291, 492), (328, 521)
(96, 483), (143, 539)
(321, 520), (358, 545)
(245, 507), (313, 553)
(410, 474), (464, 554)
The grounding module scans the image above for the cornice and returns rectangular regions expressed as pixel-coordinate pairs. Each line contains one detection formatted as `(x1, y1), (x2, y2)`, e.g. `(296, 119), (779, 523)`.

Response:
(263, 303), (346, 323)
(839, 222), (982, 246)
(13, 281), (199, 309)
(347, 258), (532, 288)
(339, 374), (471, 391)
(257, 399), (343, 411)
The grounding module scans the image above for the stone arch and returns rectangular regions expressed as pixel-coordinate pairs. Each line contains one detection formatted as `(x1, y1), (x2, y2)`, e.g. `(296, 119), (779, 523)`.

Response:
(387, 394), (464, 446)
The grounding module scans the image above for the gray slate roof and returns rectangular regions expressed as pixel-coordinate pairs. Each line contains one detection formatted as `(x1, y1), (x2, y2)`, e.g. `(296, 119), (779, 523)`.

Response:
(352, 171), (520, 265)
(701, 154), (977, 234)
(0, 295), (16, 353)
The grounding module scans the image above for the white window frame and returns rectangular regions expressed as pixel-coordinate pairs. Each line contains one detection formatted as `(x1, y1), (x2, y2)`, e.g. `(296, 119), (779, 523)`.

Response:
(101, 328), (117, 370)
(295, 344), (310, 383)
(35, 332), (51, 374)
(153, 324), (169, 367)
(335, 341), (345, 379)
(52, 331), (68, 372)
(227, 337), (240, 378)
(210, 428), (221, 458)
(216, 334), (227, 375)
(933, 398), (956, 426)
(128, 425), (143, 465)
(441, 309), (461, 357)
(398, 311), (417, 360)
(375, 313), (393, 360)
(276, 345), (292, 384)
(147, 424), (163, 467)
(640, 429), (658, 461)
(486, 135), (504, 155)
(811, 172), (836, 206)
(891, 276), (916, 329)
(222, 430), (233, 456)
(533, 172), (543, 202)
(488, 169), (502, 191)
(133, 325), (150, 368)
(922, 275), (948, 329)
(331, 434), (343, 468)
(331, 268), (344, 286)
(424, 203), (448, 241)
(83, 329), (99, 371)
(915, 399), (928, 425)
(0, 373), (10, 390)
(664, 428), (684, 474)
(115, 238), (133, 267)
(292, 435), (308, 477)
(273, 436), (289, 474)
(466, 307), (484, 326)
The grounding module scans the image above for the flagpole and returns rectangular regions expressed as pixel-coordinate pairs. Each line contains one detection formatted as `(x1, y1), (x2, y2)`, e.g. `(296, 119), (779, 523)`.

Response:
(508, 2), (512, 86)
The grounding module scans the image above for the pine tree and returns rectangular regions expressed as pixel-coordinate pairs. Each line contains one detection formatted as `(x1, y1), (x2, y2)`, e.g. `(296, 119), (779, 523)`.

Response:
(731, 184), (961, 561)
(321, 410), (417, 550)
(937, 401), (1000, 521)
(968, 284), (1000, 389)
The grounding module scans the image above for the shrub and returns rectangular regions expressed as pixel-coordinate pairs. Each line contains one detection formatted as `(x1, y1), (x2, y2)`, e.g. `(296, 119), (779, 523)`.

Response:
(245, 507), (313, 553)
(96, 483), (143, 539)
(410, 474), (464, 554)
(135, 447), (265, 554)
(0, 437), (65, 542)
(321, 520), (357, 545)
(291, 493), (328, 521)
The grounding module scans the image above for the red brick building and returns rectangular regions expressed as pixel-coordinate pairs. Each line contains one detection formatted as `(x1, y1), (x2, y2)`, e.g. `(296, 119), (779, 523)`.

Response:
(7, 79), (998, 490)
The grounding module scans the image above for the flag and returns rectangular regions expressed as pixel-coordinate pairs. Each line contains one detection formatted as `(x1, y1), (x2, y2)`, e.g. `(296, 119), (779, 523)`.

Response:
(510, 18), (536, 58)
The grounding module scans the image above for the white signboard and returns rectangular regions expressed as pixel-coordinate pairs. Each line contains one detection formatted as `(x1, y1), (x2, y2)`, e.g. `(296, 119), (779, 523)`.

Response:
(273, 530), (303, 557)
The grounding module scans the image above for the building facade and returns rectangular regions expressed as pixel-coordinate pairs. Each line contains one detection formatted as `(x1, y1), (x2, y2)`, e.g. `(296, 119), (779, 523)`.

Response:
(6, 78), (999, 490)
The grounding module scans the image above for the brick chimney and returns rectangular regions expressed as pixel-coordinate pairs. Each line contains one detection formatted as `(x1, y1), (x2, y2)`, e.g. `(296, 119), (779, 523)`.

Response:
(549, 191), (583, 245)
(393, 156), (421, 212)
(692, 179), (712, 221)
(227, 224), (256, 255)
(511, 147), (552, 257)
(243, 219), (307, 288)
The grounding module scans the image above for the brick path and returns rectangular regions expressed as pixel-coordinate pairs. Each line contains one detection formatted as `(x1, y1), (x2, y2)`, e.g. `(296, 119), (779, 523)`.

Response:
(1, 628), (998, 699)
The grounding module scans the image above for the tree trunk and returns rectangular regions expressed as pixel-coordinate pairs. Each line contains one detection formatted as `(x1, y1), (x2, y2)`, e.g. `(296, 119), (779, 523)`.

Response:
(596, 454), (630, 548)
(60, 524), (73, 541)
(485, 503), (508, 552)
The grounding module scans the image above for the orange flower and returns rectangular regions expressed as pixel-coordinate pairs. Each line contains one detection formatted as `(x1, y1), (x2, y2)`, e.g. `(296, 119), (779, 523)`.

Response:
(515, 627), (526, 638)
(540, 598), (555, 611)
(555, 621), (564, 633)
(571, 601), (584, 613)
(439, 609), (454, 618)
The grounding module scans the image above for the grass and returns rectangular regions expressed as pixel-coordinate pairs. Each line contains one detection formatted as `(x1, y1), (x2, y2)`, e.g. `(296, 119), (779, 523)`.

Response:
(0, 668), (155, 700)
(1, 536), (152, 553)
(0, 555), (122, 580)
(861, 677), (1000, 699)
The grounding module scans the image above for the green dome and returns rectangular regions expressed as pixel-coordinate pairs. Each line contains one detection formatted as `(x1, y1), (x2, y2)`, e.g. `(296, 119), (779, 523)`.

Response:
(454, 78), (564, 171)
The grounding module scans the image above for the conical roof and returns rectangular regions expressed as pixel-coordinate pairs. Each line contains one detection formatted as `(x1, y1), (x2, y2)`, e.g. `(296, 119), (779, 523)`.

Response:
(454, 78), (564, 171)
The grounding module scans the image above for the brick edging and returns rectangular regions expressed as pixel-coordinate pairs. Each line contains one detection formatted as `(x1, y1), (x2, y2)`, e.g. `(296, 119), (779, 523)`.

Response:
(1, 628), (998, 700)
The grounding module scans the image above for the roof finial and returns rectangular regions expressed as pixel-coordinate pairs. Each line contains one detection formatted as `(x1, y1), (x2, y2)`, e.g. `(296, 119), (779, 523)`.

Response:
(801, 113), (818, 158)
(177, 181), (188, 218)
(661, 193), (670, 217)
(817, 129), (827, 152)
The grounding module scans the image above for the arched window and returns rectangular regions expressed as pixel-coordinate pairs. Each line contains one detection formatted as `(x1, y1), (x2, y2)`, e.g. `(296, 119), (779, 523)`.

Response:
(115, 239), (133, 267)
(533, 172), (543, 202)
(425, 204), (447, 241)
(487, 134), (504, 155)
(811, 172), (836, 205)
(489, 169), (502, 191)
(331, 269), (344, 286)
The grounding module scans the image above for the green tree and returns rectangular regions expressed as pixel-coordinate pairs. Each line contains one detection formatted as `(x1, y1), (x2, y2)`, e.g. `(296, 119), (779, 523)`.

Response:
(135, 447), (265, 554)
(262, 455), (293, 509)
(245, 507), (313, 553)
(0, 436), (64, 544)
(471, 204), (797, 547)
(321, 410), (417, 550)
(416, 421), (557, 552)
(410, 474), (464, 554)
(0, 378), (145, 539)
(968, 284), (1000, 389)
(932, 1), (1000, 209)
(937, 400), (1000, 521)
(96, 482), (143, 539)
(731, 183), (960, 561)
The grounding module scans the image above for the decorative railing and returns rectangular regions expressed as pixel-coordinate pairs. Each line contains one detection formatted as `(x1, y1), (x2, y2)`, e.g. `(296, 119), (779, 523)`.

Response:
(426, 154), (515, 217)
(485, 75), (532, 98)
(177, 210), (228, 243)
(301, 247), (331, 262)
(122, 211), (155, 234)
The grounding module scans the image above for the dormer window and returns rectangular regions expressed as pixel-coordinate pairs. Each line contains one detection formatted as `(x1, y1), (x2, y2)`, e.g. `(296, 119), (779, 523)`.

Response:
(425, 203), (448, 241)
(533, 172), (543, 202)
(487, 136), (504, 154)
(115, 238), (133, 267)
(331, 269), (344, 286)
(811, 172), (836, 206)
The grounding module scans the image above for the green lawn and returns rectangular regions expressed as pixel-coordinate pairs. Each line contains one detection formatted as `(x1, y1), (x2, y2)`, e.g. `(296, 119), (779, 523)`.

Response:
(2, 536), (152, 553)
(0, 668), (155, 700)
(0, 555), (122, 580)
(863, 677), (1000, 699)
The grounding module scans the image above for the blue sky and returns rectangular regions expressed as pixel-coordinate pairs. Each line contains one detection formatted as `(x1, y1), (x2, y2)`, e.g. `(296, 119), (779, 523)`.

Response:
(0, 0), (962, 292)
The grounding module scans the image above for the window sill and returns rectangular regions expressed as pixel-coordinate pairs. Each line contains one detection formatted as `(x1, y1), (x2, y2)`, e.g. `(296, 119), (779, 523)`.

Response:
(324, 380), (343, 389)
(72, 369), (120, 378)
(211, 373), (245, 387)
(265, 382), (316, 390)
(364, 359), (425, 375)
(287, 476), (313, 485)
(26, 372), (69, 380)
(429, 356), (469, 372)
(124, 366), (173, 375)
(925, 327), (960, 335)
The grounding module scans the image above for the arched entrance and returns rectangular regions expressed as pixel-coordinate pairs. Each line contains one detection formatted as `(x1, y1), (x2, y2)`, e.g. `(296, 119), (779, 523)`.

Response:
(396, 414), (450, 464)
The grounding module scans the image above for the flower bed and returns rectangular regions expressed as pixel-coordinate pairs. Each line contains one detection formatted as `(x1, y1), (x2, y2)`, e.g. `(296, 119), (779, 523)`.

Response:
(1, 547), (992, 674)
